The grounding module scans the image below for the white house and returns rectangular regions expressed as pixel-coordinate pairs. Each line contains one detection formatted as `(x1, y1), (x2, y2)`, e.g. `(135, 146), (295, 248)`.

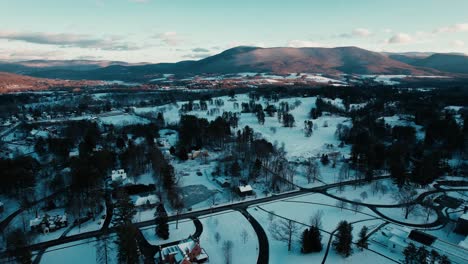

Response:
(111, 169), (127, 182)
(135, 195), (159, 207)
(380, 226), (468, 264)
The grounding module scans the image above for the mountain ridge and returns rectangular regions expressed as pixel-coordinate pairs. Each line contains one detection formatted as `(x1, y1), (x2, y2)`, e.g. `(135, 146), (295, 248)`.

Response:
(0, 46), (466, 81)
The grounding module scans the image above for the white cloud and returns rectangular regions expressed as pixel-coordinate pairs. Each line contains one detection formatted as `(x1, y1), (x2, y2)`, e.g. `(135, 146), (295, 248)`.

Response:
(451, 40), (465, 48)
(192, 47), (210, 53)
(387, 33), (413, 44)
(0, 31), (140, 50)
(155, 32), (182, 46)
(435, 23), (468, 33)
(339, 28), (372, 38)
(352, 28), (371, 37)
(287, 40), (323, 48)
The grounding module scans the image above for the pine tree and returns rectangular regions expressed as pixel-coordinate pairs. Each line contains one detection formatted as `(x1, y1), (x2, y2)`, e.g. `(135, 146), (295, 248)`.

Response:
(156, 212), (169, 240)
(112, 190), (139, 264)
(417, 246), (429, 264)
(309, 225), (322, 252)
(112, 190), (136, 227)
(301, 228), (311, 253)
(439, 255), (451, 264)
(403, 243), (417, 264)
(231, 161), (241, 177)
(356, 226), (369, 250)
(6, 229), (32, 264)
(251, 159), (262, 179)
(116, 224), (139, 264)
(332, 221), (353, 257)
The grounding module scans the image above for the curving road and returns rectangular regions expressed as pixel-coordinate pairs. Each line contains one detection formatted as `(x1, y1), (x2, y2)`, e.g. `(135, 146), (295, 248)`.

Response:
(1, 176), (466, 263)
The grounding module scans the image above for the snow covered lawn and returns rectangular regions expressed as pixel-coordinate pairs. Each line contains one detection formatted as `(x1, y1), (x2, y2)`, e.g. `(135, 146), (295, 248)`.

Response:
(248, 201), (391, 264)
(136, 94), (352, 160)
(99, 114), (150, 126)
(376, 205), (437, 225)
(141, 219), (196, 245)
(39, 237), (117, 264)
(198, 210), (258, 264)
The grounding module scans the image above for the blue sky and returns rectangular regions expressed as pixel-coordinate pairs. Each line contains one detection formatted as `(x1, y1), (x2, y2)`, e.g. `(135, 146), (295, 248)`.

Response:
(0, 0), (467, 62)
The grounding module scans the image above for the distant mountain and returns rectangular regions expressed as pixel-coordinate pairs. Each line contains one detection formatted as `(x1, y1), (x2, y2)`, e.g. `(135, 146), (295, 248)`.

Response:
(390, 53), (468, 74)
(0, 60), (146, 76)
(1, 46), (465, 82)
(0, 72), (103, 93)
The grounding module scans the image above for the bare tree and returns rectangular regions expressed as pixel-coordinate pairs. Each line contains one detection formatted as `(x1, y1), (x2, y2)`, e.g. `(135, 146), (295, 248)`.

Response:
(393, 186), (418, 219)
(360, 191), (368, 201)
(268, 211), (275, 223)
(240, 229), (249, 244)
(351, 199), (362, 213)
(214, 232), (221, 244)
(336, 200), (347, 211)
(304, 158), (320, 184)
(96, 233), (113, 264)
(222, 240), (234, 264)
(310, 210), (323, 229)
(211, 192), (219, 206)
(269, 219), (300, 251)
(421, 197), (434, 223)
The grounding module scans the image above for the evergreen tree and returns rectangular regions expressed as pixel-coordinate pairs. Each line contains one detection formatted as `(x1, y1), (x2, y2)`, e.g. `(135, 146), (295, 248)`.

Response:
(177, 147), (189, 161)
(309, 225), (323, 252)
(112, 190), (139, 263)
(403, 243), (417, 264)
(251, 159), (262, 179)
(6, 229), (32, 264)
(155, 210), (170, 240)
(301, 228), (312, 253)
(231, 161), (241, 177)
(417, 246), (429, 264)
(112, 190), (136, 227)
(116, 224), (139, 264)
(439, 255), (451, 264)
(356, 226), (369, 250)
(332, 221), (353, 257)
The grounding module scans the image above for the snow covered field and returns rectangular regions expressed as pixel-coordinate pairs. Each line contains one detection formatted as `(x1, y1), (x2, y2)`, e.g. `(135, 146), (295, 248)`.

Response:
(328, 179), (432, 206)
(135, 94), (352, 160)
(141, 219), (196, 245)
(99, 114), (150, 126)
(39, 237), (117, 264)
(375, 205), (437, 225)
(198, 210), (259, 264)
(247, 193), (395, 264)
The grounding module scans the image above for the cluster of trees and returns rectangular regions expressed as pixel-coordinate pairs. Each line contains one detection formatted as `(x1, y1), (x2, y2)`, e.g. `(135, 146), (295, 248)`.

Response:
(0, 156), (38, 196)
(177, 114), (232, 151)
(301, 226), (322, 253)
(403, 243), (451, 264)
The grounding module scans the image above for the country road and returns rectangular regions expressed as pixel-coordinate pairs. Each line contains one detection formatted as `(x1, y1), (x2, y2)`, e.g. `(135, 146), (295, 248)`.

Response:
(0, 176), (389, 257)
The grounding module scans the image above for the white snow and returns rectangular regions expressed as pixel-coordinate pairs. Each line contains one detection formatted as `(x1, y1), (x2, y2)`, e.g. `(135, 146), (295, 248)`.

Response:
(141, 219), (196, 245)
(198, 211), (259, 264)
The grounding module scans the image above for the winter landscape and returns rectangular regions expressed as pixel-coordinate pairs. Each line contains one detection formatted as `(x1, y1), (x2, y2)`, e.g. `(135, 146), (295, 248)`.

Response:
(1, 1), (468, 264)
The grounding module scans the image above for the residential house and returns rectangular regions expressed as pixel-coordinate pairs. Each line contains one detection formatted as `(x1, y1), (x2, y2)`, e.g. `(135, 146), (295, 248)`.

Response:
(157, 237), (208, 264)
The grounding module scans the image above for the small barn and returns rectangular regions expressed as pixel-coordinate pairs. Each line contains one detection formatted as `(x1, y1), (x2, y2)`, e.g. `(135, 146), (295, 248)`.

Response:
(237, 185), (253, 196)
